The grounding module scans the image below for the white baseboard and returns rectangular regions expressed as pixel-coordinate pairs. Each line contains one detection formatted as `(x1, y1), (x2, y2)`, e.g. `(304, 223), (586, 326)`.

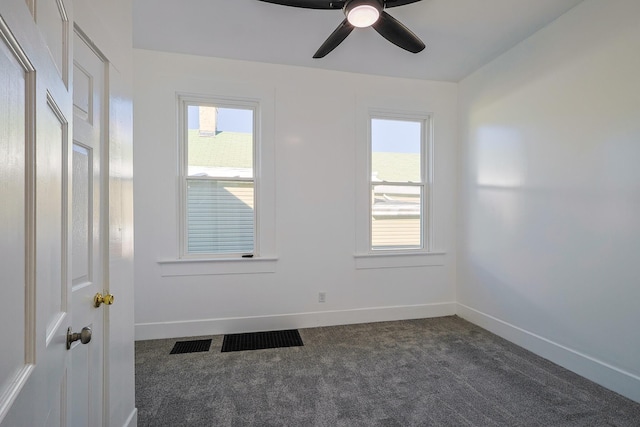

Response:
(456, 303), (640, 404)
(135, 302), (456, 341)
(123, 408), (137, 427)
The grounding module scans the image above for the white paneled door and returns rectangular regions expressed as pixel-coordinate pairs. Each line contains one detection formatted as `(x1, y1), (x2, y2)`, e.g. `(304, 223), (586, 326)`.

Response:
(0, 1), (73, 425)
(70, 28), (108, 427)
(0, 1), (111, 426)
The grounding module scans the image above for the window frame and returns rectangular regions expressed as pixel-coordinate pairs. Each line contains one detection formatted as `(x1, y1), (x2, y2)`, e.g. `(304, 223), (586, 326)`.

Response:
(366, 109), (433, 254)
(177, 94), (261, 259)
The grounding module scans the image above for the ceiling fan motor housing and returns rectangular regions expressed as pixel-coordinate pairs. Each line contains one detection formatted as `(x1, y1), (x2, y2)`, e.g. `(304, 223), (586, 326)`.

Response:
(344, 0), (384, 11)
(344, 0), (384, 27)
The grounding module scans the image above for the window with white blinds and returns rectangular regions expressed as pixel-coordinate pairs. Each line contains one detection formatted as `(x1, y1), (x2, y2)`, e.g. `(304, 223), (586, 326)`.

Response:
(179, 98), (257, 256)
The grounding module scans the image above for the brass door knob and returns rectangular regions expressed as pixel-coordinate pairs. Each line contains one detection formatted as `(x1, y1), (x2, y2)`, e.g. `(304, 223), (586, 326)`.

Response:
(94, 292), (114, 308)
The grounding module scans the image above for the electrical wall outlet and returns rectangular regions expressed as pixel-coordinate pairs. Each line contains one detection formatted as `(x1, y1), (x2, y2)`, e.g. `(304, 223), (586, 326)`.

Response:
(318, 292), (326, 303)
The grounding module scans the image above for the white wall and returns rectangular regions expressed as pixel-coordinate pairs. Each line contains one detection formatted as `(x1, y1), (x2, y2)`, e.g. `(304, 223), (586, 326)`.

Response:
(457, 0), (640, 402)
(134, 49), (458, 340)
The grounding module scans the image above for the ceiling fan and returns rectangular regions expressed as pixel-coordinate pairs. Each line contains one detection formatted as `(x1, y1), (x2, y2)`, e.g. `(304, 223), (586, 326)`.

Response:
(257, 0), (426, 58)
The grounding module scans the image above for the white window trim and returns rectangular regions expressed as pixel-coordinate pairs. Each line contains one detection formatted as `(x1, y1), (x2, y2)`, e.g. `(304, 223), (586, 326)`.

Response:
(355, 107), (438, 268)
(354, 251), (445, 270)
(175, 92), (276, 264)
(157, 256), (278, 276)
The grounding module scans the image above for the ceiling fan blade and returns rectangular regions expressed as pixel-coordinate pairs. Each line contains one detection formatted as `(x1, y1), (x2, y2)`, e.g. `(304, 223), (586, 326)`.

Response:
(313, 18), (354, 58)
(372, 11), (425, 53)
(256, 0), (344, 9)
(384, 0), (422, 8)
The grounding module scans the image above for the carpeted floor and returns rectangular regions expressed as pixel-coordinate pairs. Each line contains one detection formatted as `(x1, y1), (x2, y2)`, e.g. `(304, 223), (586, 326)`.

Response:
(135, 316), (640, 426)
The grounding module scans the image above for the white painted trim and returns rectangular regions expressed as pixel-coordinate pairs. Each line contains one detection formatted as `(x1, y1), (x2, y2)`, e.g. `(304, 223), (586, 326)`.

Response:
(456, 303), (640, 404)
(175, 92), (277, 260)
(135, 302), (456, 341)
(122, 407), (137, 427)
(157, 257), (278, 276)
(354, 251), (445, 269)
(178, 95), (260, 258)
(0, 365), (34, 424)
(355, 101), (439, 257)
(367, 109), (433, 253)
(54, 0), (69, 88)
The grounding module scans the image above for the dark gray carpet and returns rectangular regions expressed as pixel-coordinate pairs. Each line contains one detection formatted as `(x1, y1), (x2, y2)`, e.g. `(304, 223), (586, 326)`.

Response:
(135, 316), (640, 426)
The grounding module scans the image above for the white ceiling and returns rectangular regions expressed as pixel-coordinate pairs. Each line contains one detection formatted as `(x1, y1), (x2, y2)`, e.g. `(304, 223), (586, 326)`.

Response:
(133, 0), (584, 82)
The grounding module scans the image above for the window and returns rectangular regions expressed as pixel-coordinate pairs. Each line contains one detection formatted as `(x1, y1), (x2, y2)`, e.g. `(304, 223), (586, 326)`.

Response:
(368, 112), (430, 252)
(179, 96), (258, 257)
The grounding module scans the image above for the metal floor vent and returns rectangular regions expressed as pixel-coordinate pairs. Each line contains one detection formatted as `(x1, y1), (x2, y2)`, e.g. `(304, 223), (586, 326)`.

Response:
(170, 339), (212, 355)
(221, 329), (303, 352)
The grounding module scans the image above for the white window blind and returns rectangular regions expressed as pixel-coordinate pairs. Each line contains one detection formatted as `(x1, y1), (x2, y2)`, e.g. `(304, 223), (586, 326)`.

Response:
(186, 179), (254, 254)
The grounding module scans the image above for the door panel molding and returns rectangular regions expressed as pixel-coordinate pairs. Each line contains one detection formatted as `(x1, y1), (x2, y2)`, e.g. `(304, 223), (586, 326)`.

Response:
(41, 91), (69, 344)
(0, 15), (37, 424)
(35, 0), (69, 86)
(71, 142), (93, 286)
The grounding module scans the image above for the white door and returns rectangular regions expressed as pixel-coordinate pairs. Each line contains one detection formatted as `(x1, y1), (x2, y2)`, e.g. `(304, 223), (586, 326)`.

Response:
(1, 1), (135, 426)
(69, 28), (108, 427)
(0, 0), (73, 425)
(0, 1), (108, 426)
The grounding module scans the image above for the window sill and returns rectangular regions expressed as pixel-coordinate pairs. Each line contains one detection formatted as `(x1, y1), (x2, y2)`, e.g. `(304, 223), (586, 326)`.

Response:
(157, 257), (278, 277)
(354, 251), (445, 269)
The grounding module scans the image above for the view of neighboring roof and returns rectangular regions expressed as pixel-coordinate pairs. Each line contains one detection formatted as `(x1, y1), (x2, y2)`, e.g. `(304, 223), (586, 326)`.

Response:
(372, 153), (420, 183)
(188, 128), (420, 220)
(188, 129), (420, 183)
(188, 130), (252, 170)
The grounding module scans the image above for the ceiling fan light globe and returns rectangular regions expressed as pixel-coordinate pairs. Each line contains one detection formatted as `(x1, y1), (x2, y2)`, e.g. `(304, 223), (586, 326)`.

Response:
(347, 5), (380, 28)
